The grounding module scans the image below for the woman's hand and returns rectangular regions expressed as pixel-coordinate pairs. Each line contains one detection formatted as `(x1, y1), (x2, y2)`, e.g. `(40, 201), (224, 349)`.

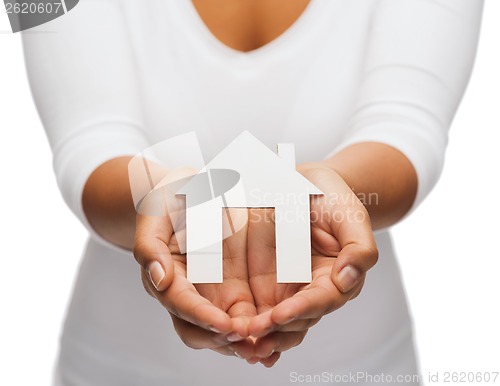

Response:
(94, 145), (411, 364)
(244, 162), (378, 366)
(133, 162), (379, 364)
(133, 169), (257, 359)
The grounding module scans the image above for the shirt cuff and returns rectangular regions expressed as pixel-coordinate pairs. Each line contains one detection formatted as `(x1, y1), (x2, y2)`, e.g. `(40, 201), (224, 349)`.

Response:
(52, 122), (150, 252)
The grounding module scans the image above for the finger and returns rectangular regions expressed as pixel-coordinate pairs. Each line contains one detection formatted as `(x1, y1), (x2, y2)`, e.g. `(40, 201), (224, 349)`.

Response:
(248, 309), (274, 338)
(329, 203), (378, 294)
(274, 317), (321, 332)
(173, 319), (257, 360)
(212, 345), (248, 359)
(332, 242), (377, 294)
(258, 352), (281, 367)
(171, 317), (251, 359)
(248, 310), (320, 336)
(171, 315), (230, 350)
(310, 225), (341, 257)
(137, 232), (233, 334)
(134, 167), (193, 290)
(270, 275), (345, 324)
(246, 357), (261, 365)
(134, 213), (175, 292)
(254, 331), (308, 358)
(226, 338), (258, 359)
(227, 300), (257, 341)
(134, 169), (235, 334)
(155, 274), (233, 334)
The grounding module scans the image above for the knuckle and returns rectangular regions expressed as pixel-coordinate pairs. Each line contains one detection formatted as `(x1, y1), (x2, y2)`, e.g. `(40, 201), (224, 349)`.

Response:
(133, 238), (156, 268)
(132, 240), (147, 264)
(291, 331), (307, 348)
(303, 319), (314, 330)
(369, 246), (379, 265)
(359, 244), (379, 266)
(304, 318), (320, 329)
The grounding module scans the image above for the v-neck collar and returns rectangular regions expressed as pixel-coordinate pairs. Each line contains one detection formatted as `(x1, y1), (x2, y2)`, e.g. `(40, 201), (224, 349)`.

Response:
(174, 0), (326, 64)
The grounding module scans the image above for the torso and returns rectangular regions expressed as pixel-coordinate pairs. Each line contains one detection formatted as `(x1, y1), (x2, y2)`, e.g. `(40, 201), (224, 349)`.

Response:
(191, 0), (311, 52)
(53, 1), (422, 383)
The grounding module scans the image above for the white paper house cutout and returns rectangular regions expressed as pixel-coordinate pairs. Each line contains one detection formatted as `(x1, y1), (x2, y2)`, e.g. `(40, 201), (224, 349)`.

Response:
(177, 131), (322, 283)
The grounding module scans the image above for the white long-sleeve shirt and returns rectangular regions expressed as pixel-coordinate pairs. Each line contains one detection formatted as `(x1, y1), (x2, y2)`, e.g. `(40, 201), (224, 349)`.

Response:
(22, 0), (483, 385)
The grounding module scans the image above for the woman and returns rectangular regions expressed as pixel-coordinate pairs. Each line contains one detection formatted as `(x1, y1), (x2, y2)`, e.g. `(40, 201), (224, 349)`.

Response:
(22, 0), (484, 385)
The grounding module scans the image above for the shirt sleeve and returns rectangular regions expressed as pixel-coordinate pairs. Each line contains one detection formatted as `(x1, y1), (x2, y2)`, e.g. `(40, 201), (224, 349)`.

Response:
(329, 0), (484, 216)
(21, 0), (150, 250)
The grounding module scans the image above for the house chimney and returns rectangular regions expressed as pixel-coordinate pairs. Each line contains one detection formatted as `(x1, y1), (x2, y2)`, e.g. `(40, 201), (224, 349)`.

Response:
(277, 143), (296, 169)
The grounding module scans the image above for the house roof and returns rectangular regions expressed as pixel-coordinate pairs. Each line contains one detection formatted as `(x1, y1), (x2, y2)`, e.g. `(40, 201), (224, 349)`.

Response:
(177, 131), (322, 207)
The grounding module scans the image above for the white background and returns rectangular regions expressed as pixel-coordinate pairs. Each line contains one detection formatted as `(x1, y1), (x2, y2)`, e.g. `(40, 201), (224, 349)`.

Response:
(1, 2), (499, 385)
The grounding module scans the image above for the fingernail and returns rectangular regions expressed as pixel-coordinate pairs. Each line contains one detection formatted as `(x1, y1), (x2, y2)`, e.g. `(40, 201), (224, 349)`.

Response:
(208, 326), (222, 334)
(233, 351), (243, 359)
(226, 333), (243, 342)
(148, 261), (165, 290)
(337, 265), (361, 293)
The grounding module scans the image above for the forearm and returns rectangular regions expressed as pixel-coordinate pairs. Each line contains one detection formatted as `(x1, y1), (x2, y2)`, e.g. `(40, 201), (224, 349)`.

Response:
(321, 142), (418, 230)
(82, 157), (138, 250)
(83, 142), (416, 249)
(82, 156), (186, 250)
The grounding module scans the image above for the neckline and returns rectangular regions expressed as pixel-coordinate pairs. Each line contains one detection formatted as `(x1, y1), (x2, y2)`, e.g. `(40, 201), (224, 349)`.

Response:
(175, 0), (323, 62)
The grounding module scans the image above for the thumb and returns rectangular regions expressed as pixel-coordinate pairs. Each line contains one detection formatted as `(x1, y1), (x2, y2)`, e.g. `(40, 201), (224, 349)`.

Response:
(331, 242), (378, 294)
(134, 214), (175, 292)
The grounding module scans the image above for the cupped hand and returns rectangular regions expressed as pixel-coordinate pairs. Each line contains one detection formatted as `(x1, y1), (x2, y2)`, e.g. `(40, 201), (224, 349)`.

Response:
(133, 168), (257, 359)
(132, 163), (378, 366)
(243, 162), (378, 366)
